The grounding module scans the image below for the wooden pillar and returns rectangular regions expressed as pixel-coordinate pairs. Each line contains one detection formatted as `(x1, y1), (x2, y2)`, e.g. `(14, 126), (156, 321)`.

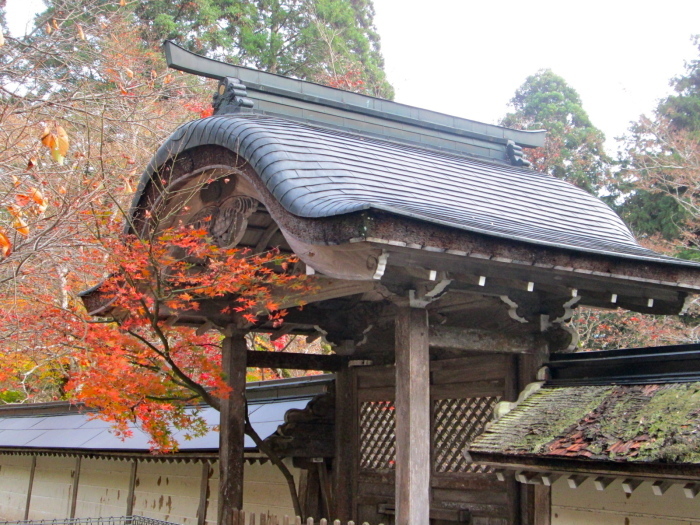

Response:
(218, 333), (248, 525)
(394, 306), (430, 525)
(198, 461), (211, 525)
(518, 342), (550, 525)
(332, 366), (356, 521)
(534, 484), (552, 525)
(69, 456), (82, 518)
(24, 455), (36, 520)
(126, 460), (138, 517)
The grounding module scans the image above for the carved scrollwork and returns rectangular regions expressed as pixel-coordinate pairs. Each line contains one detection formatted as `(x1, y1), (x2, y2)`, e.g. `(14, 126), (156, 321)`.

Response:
(211, 195), (258, 247)
(188, 206), (219, 232)
(187, 195), (259, 248)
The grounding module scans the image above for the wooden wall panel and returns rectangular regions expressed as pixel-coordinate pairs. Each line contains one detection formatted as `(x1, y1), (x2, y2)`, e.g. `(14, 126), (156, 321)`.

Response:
(0, 454), (33, 521)
(354, 354), (517, 525)
(74, 458), (131, 518)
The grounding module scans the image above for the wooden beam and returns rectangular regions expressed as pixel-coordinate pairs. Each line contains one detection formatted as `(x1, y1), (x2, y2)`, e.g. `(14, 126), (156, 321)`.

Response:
(219, 333), (248, 523)
(470, 452), (700, 481)
(395, 306), (430, 525)
(246, 350), (343, 371)
(429, 326), (537, 353)
(24, 455), (36, 520)
(69, 456), (82, 518)
(126, 460), (138, 517)
(275, 278), (379, 309)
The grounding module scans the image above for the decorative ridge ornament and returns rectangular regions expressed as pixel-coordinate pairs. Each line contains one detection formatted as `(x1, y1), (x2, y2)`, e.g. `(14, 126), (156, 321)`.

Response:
(213, 77), (254, 115)
(506, 140), (532, 168)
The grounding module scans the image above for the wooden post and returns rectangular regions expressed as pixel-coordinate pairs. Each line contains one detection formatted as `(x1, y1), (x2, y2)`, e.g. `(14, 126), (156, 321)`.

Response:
(332, 366), (355, 521)
(126, 460), (138, 517)
(518, 342), (550, 525)
(394, 306), (430, 525)
(24, 455), (36, 520)
(533, 484), (551, 525)
(219, 333), (248, 525)
(198, 461), (211, 525)
(69, 456), (82, 518)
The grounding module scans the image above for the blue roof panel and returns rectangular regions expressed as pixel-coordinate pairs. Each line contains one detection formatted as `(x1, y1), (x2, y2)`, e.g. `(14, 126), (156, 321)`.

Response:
(0, 398), (309, 452)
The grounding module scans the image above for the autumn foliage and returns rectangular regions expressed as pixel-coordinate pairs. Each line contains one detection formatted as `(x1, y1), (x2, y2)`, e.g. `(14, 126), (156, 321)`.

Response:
(0, 0), (317, 450)
(69, 223), (308, 450)
(1, 213), (309, 449)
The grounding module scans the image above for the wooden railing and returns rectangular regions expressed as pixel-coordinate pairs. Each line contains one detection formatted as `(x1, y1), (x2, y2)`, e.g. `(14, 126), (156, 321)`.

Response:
(230, 510), (383, 525)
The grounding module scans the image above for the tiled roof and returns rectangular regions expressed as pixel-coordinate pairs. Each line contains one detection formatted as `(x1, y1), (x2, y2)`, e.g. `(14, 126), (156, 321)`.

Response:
(468, 383), (700, 464)
(139, 114), (699, 268)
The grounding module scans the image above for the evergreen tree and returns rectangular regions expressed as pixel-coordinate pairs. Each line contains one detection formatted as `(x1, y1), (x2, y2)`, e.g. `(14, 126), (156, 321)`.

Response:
(133, 0), (393, 98)
(500, 69), (610, 195)
(618, 36), (700, 249)
(659, 35), (700, 133)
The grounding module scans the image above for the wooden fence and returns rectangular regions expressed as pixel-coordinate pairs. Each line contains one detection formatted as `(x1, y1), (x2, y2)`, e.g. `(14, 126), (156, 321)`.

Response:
(230, 510), (383, 525)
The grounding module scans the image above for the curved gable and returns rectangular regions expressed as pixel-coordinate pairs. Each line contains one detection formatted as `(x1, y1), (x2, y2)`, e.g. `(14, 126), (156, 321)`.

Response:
(135, 114), (677, 266)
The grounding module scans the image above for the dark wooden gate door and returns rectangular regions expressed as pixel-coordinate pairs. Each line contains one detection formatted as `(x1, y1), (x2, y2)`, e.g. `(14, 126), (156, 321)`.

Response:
(351, 354), (519, 525)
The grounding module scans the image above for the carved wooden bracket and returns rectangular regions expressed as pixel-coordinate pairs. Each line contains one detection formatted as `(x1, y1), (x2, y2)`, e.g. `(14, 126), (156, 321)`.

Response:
(499, 293), (582, 352)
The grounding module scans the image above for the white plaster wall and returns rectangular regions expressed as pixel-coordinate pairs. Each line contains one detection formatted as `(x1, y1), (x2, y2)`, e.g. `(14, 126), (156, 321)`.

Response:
(0, 455), (32, 521)
(131, 461), (202, 524)
(207, 460), (299, 524)
(0, 454), (300, 523)
(552, 477), (700, 525)
(74, 458), (132, 518)
(26, 456), (75, 520)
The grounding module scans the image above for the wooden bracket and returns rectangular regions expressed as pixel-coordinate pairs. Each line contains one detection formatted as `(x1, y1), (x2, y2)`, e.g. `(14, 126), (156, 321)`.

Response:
(567, 475), (587, 489)
(622, 478), (643, 494)
(683, 482), (700, 499)
(594, 476), (614, 491)
(652, 480), (672, 496)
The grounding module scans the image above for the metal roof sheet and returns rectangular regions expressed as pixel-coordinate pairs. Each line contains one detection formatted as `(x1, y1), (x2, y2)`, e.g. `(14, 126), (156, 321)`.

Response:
(143, 114), (698, 268)
(0, 399), (309, 452)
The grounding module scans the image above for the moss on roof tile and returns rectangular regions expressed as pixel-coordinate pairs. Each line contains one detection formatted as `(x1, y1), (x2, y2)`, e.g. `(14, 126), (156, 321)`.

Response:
(469, 382), (700, 464)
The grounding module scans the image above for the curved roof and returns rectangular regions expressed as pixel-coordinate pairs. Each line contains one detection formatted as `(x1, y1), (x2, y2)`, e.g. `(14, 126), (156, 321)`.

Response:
(140, 114), (692, 266)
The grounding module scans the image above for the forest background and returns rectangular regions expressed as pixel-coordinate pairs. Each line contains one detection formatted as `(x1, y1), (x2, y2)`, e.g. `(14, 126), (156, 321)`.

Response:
(1, 0), (700, 445)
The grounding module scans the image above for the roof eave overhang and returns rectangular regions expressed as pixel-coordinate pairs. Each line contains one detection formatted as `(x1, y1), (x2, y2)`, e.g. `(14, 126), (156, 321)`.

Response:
(283, 209), (699, 314)
(468, 451), (700, 481)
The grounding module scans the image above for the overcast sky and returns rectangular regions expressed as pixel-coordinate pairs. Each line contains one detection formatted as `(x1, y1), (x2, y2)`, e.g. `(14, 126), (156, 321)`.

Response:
(373, 0), (700, 152)
(6, 0), (700, 152)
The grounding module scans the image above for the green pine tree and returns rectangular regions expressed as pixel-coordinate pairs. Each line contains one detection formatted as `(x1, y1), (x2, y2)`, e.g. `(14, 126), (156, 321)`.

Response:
(500, 69), (611, 195)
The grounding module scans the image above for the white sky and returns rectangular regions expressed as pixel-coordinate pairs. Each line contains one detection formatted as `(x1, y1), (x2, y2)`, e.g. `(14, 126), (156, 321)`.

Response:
(6, 0), (700, 152)
(373, 0), (700, 152)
